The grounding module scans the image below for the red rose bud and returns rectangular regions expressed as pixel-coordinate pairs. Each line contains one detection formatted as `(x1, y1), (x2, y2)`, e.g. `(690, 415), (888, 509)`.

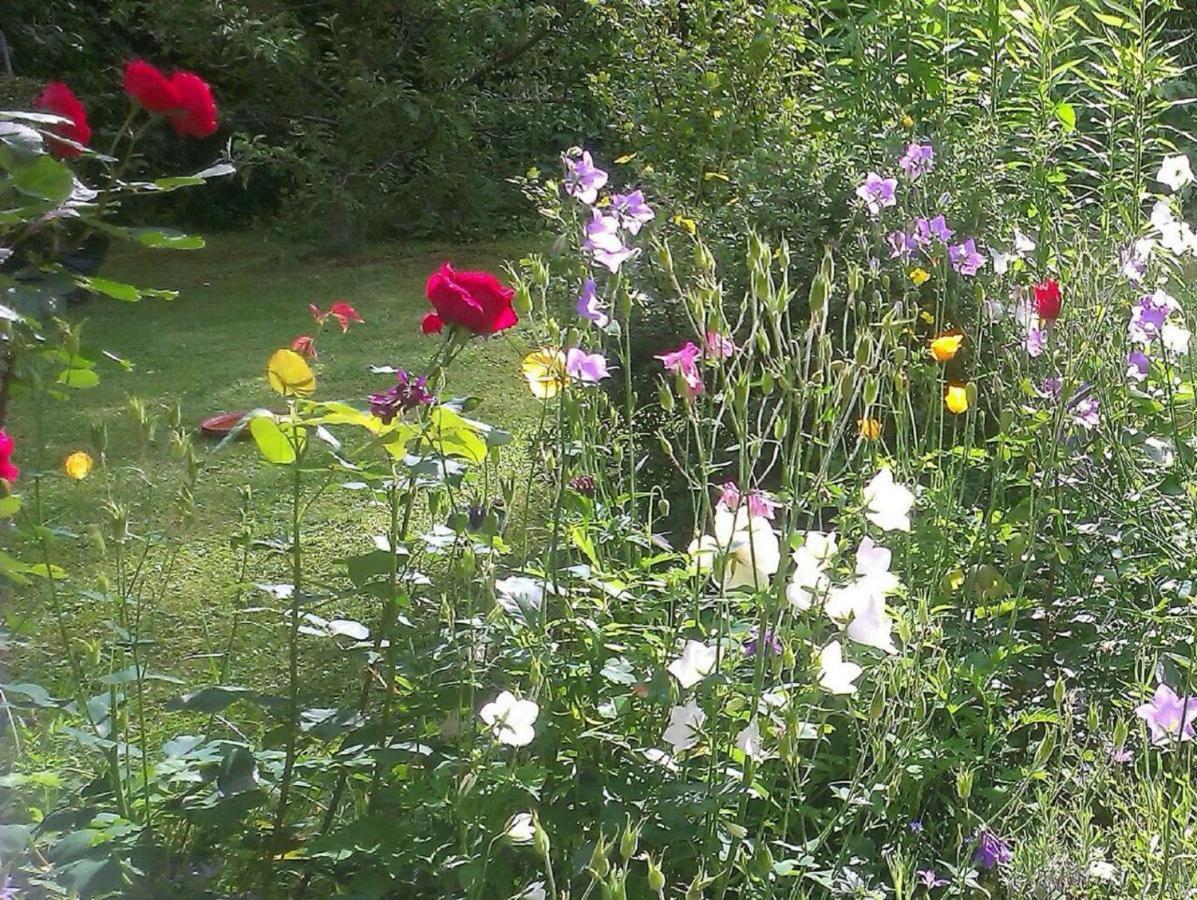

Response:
(123, 60), (179, 112)
(33, 82), (91, 158)
(1033, 278), (1062, 321)
(421, 312), (444, 334)
(424, 263), (517, 335)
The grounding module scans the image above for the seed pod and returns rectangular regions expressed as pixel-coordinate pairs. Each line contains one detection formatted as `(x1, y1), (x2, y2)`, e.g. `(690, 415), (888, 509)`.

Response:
(647, 857), (666, 893)
(619, 819), (639, 861)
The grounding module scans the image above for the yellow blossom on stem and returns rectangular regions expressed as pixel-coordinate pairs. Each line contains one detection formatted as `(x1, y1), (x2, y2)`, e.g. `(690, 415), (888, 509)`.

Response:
(910, 268), (930, 286)
(858, 417), (882, 441)
(930, 332), (964, 362)
(266, 348), (316, 397)
(63, 450), (94, 480)
(945, 383), (970, 414)
(521, 348), (569, 399)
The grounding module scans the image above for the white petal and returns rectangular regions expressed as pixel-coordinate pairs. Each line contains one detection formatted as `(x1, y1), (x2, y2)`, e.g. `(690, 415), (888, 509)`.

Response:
(667, 640), (718, 689)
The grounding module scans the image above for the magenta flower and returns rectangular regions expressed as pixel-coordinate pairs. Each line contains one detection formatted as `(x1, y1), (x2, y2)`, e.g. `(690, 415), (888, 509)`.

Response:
(576, 277), (610, 328)
(887, 230), (918, 261)
(855, 171), (897, 216)
(368, 369), (435, 423)
(563, 150), (608, 205)
(1127, 349), (1150, 382)
(656, 342), (704, 397)
(610, 190), (655, 235)
(898, 142), (935, 178)
(583, 209), (637, 273)
(704, 330), (735, 360)
(973, 827), (1012, 869)
(565, 347), (610, 383)
(1136, 683), (1196, 745)
(1128, 290), (1177, 343)
(949, 239), (986, 276)
(716, 481), (781, 519)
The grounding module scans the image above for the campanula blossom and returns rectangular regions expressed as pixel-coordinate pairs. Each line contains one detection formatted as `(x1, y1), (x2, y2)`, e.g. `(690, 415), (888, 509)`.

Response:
(898, 142), (935, 178)
(817, 640), (862, 694)
(1136, 683), (1196, 745)
(656, 342), (704, 397)
(610, 190), (655, 234)
(1127, 350), (1151, 382)
(948, 239), (986, 276)
(1157, 153), (1194, 193)
(1121, 238), (1153, 283)
(1039, 375), (1063, 400)
(917, 870), (948, 888)
(914, 215), (954, 246)
(565, 347), (610, 383)
(1025, 326), (1046, 358)
(583, 209), (637, 273)
(863, 468), (915, 532)
(1129, 290), (1178, 343)
(1070, 396), (1100, 430)
(576, 277), (610, 328)
(887, 230), (918, 261)
(973, 827), (1012, 869)
(563, 150), (608, 205)
(744, 627), (781, 657)
(480, 690), (538, 746)
(855, 172), (897, 216)
(668, 640), (718, 688)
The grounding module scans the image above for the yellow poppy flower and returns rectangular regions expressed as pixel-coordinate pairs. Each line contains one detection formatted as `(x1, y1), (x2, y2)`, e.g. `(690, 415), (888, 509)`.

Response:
(945, 383), (969, 414)
(930, 332), (964, 362)
(858, 417), (882, 441)
(63, 450), (94, 480)
(910, 268), (930, 286)
(902, 114), (915, 128)
(671, 214), (697, 236)
(267, 349), (316, 397)
(521, 348), (569, 399)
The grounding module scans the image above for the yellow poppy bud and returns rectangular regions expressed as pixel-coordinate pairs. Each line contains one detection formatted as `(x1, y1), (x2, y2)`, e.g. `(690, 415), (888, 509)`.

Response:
(930, 332), (964, 362)
(902, 114), (915, 128)
(910, 268), (930, 286)
(858, 417), (882, 441)
(266, 349), (316, 397)
(64, 450), (94, 480)
(945, 383), (970, 414)
(521, 348), (569, 399)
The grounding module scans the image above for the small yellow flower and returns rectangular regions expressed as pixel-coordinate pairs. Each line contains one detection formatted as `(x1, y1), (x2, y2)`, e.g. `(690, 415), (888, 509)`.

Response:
(858, 417), (882, 441)
(266, 348), (316, 397)
(901, 113), (915, 128)
(521, 348), (569, 399)
(930, 332), (964, 362)
(945, 383), (970, 414)
(671, 214), (697, 236)
(910, 268), (930, 286)
(63, 450), (94, 480)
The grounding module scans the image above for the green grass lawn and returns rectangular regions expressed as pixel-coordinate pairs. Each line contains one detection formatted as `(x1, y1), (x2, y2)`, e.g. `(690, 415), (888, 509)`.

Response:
(5, 231), (542, 703)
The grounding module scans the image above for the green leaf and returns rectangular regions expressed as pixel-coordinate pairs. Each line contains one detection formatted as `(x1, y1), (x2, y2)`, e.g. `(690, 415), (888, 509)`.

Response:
(1054, 101), (1076, 133)
(426, 406), (487, 463)
(11, 154), (72, 202)
(131, 228), (205, 250)
(250, 415), (299, 464)
(0, 495), (21, 518)
(165, 685), (257, 713)
(58, 367), (100, 389)
(76, 276), (142, 302)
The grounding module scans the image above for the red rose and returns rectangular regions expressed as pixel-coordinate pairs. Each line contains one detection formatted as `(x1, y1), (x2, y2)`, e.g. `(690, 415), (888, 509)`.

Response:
(33, 82), (91, 158)
(0, 429), (18, 483)
(1033, 279), (1062, 321)
(424, 264), (517, 335)
(123, 60), (179, 112)
(166, 71), (218, 138)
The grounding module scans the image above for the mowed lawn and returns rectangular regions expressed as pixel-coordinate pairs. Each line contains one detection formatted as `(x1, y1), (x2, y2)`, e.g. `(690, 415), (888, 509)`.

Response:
(5, 232), (542, 703)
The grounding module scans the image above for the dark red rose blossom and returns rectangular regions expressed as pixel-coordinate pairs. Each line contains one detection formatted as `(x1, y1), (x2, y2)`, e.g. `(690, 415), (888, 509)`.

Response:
(166, 71), (218, 138)
(33, 82), (91, 158)
(1033, 278), (1062, 321)
(424, 263), (517, 336)
(123, 60), (179, 112)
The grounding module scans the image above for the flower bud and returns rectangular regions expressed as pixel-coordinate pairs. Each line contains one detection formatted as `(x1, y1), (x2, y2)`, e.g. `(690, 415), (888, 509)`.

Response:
(89, 418), (108, 455)
(533, 815), (551, 861)
(619, 819), (639, 861)
(647, 856), (666, 893)
(590, 833), (610, 877)
(657, 497), (670, 518)
(956, 767), (974, 800)
(658, 381), (675, 412)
